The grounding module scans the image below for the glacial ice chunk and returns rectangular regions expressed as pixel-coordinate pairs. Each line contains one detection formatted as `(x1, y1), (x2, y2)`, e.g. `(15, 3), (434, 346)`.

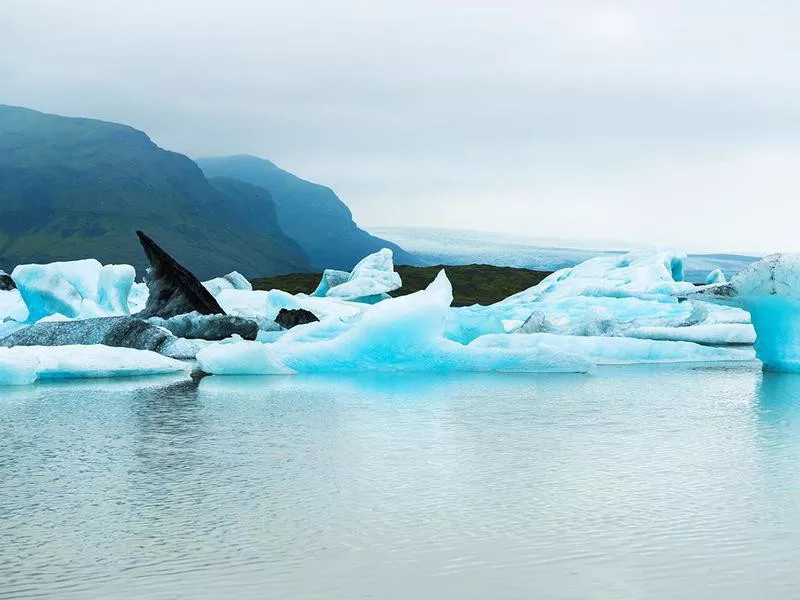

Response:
(0, 345), (189, 385)
(12, 259), (135, 322)
(203, 271), (252, 296)
(687, 254), (800, 371)
(197, 271), (594, 375)
(311, 269), (350, 297)
(458, 247), (749, 344)
(0, 290), (29, 323)
(469, 333), (754, 364)
(313, 249), (402, 301)
(705, 269), (726, 285)
(624, 324), (756, 345)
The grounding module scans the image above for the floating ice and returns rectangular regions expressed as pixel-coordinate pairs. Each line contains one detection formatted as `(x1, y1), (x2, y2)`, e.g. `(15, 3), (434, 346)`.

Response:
(127, 282), (150, 315)
(688, 254), (800, 371)
(705, 269), (726, 285)
(451, 247), (749, 344)
(12, 259), (135, 322)
(0, 345), (189, 385)
(625, 324), (755, 345)
(312, 248), (401, 301)
(0, 289), (29, 323)
(202, 271), (252, 296)
(215, 288), (367, 324)
(469, 333), (754, 364)
(1, 246), (764, 380)
(311, 269), (350, 297)
(198, 271), (594, 375)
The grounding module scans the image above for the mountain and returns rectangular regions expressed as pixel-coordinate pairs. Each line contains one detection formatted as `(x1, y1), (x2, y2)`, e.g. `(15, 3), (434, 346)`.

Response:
(0, 105), (313, 279)
(196, 155), (416, 270)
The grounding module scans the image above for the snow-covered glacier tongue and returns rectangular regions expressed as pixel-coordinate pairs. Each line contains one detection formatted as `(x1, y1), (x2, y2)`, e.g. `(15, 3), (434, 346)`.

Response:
(687, 253), (800, 372)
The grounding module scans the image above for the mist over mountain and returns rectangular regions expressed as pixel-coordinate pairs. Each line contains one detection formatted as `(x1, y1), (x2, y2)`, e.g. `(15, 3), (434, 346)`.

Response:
(196, 155), (416, 270)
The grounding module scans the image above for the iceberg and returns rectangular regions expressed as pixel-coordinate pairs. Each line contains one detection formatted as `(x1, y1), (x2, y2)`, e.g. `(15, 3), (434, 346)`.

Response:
(198, 271), (594, 375)
(312, 248), (402, 301)
(202, 271), (252, 296)
(687, 253), (800, 372)
(135, 230), (226, 319)
(450, 247), (749, 344)
(11, 259), (135, 322)
(0, 289), (29, 323)
(311, 269), (351, 297)
(624, 324), (755, 345)
(705, 269), (726, 285)
(0, 244), (766, 380)
(0, 345), (189, 385)
(469, 333), (754, 364)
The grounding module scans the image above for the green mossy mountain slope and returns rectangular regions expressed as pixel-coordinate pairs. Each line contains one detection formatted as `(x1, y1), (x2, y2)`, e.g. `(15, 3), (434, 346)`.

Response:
(197, 154), (416, 270)
(0, 105), (313, 279)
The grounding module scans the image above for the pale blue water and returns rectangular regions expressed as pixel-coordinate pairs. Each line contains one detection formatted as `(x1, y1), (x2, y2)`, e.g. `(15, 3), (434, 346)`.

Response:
(2, 365), (800, 599)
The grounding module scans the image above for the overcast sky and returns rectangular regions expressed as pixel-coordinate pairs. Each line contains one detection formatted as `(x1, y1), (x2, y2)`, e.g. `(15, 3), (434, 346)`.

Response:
(3, 0), (800, 253)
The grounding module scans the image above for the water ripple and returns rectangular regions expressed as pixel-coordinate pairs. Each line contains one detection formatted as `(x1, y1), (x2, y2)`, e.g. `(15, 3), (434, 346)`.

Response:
(2, 367), (800, 599)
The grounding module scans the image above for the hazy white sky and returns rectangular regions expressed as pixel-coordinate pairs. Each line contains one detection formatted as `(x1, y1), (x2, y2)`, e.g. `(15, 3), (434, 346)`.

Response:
(3, 0), (800, 253)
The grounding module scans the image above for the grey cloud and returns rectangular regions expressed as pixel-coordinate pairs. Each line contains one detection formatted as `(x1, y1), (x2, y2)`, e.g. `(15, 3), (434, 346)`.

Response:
(3, 0), (800, 252)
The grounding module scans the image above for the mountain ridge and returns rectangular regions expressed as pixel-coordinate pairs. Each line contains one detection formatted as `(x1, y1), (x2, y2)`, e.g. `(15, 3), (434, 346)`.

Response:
(0, 105), (314, 278)
(197, 154), (416, 270)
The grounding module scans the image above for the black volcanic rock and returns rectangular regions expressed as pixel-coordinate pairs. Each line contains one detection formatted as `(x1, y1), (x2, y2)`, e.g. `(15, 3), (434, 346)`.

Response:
(137, 230), (226, 319)
(275, 308), (319, 329)
(0, 271), (15, 291)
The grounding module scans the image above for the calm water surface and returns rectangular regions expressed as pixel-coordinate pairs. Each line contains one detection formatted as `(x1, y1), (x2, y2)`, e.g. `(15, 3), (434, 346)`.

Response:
(2, 365), (800, 599)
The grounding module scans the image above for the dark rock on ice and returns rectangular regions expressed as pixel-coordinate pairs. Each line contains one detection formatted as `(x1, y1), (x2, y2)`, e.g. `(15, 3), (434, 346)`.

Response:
(136, 230), (225, 319)
(275, 308), (319, 329)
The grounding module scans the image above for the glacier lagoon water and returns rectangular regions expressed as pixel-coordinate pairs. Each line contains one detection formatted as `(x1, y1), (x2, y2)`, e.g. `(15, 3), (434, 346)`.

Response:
(3, 366), (800, 599)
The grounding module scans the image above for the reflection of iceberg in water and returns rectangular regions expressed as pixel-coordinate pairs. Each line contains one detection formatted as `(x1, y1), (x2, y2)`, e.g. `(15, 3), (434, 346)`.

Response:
(756, 372), (800, 425)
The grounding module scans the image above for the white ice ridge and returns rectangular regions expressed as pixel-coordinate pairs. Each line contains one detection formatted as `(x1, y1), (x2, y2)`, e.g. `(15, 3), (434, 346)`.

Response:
(197, 269), (753, 376)
(0, 289), (29, 323)
(312, 248), (402, 301)
(0, 345), (190, 385)
(688, 253), (800, 372)
(0, 246), (769, 382)
(12, 259), (135, 322)
(444, 246), (753, 345)
(202, 271), (252, 296)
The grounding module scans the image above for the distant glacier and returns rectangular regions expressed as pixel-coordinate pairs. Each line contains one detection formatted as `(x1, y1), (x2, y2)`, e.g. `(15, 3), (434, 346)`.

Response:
(371, 226), (760, 283)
